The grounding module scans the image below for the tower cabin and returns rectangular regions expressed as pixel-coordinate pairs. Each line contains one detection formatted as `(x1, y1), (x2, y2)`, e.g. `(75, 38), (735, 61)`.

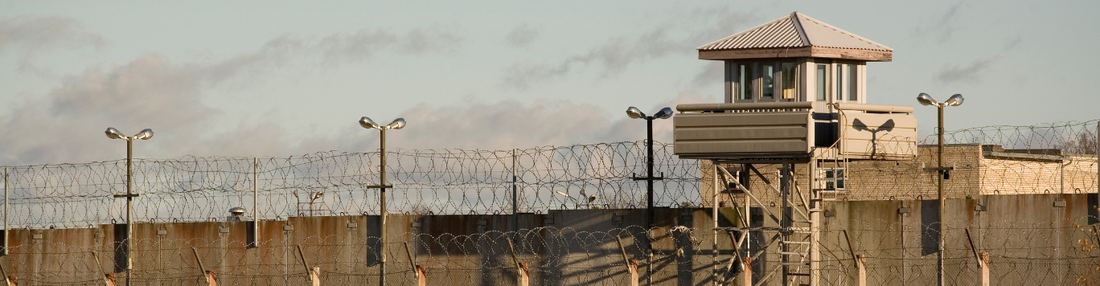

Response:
(674, 12), (917, 162)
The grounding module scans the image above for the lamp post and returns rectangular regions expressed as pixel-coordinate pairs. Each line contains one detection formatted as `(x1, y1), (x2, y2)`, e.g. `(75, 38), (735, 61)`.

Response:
(359, 116), (405, 286)
(626, 106), (672, 286)
(917, 93), (963, 286)
(105, 127), (154, 286)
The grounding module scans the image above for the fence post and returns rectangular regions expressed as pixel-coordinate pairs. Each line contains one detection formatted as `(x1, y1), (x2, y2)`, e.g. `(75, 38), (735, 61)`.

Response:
(628, 259), (639, 286)
(92, 251), (114, 286)
(856, 254), (866, 286)
(192, 247), (217, 286)
(616, 237), (638, 286)
(416, 265), (427, 286)
(741, 257), (752, 286)
(980, 253), (989, 286)
(104, 273), (116, 286)
(296, 245), (319, 286)
(205, 270), (217, 286)
(517, 262), (529, 286)
(309, 267), (320, 286)
(506, 239), (528, 286)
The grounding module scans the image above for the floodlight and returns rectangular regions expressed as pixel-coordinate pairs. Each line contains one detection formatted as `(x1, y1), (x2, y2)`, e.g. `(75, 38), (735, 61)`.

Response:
(359, 117), (380, 129)
(653, 107), (674, 119)
(944, 94), (964, 107)
(386, 118), (406, 130)
(917, 93), (937, 106)
(133, 129), (154, 140)
(626, 107), (645, 119)
(105, 127), (126, 140)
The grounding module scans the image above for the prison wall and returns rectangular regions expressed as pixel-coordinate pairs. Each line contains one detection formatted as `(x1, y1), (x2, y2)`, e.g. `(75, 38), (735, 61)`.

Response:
(1, 194), (1098, 285)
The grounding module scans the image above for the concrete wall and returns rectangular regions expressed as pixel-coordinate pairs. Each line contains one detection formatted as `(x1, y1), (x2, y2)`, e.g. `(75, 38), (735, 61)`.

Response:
(0, 194), (1097, 285)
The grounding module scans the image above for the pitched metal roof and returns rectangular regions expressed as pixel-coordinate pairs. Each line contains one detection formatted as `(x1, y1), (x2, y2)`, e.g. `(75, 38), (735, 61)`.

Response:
(698, 12), (892, 61)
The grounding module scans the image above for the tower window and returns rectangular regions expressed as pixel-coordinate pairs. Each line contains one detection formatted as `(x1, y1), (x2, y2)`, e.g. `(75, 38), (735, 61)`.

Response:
(762, 63), (774, 99)
(848, 65), (858, 101)
(781, 62), (798, 100)
(816, 64), (827, 101)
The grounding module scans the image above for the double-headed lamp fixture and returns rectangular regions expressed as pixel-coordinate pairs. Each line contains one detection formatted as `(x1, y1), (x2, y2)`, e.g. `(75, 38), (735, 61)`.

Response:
(917, 93), (964, 108)
(359, 117), (406, 130)
(626, 107), (674, 120)
(105, 127), (154, 141)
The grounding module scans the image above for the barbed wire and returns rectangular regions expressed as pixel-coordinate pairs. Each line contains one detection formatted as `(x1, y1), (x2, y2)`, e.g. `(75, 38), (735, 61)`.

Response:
(2, 141), (701, 228)
(2, 219), (1098, 285)
(2, 120), (1098, 228)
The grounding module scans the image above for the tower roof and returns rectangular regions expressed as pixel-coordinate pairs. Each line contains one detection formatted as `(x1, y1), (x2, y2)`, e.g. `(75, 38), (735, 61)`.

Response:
(698, 12), (892, 61)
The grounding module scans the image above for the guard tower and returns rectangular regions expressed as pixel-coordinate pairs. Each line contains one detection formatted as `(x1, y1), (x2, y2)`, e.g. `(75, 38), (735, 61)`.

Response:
(672, 12), (917, 285)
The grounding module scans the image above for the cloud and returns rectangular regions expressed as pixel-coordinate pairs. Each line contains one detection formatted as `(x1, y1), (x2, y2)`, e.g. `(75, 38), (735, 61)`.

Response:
(505, 24), (540, 48)
(500, 6), (757, 89)
(913, 1), (966, 43)
(934, 56), (998, 84)
(0, 15), (106, 75)
(692, 61), (724, 88)
(1003, 34), (1022, 51)
(0, 15), (104, 54)
(350, 91), (719, 152)
(0, 26), (464, 165)
(317, 26), (462, 64)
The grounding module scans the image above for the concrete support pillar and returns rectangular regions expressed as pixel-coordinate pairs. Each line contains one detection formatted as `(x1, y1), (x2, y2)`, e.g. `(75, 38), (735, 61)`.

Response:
(980, 253), (990, 286)
(856, 254), (866, 286)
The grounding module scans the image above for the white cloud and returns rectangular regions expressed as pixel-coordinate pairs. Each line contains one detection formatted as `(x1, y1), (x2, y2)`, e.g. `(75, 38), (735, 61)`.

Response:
(499, 6), (757, 89)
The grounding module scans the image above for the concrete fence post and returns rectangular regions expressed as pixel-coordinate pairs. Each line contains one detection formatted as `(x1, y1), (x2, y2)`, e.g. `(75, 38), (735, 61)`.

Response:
(980, 253), (990, 286)
(204, 270), (217, 286)
(741, 257), (752, 286)
(309, 267), (320, 286)
(416, 265), (427, 286)
(856, 254), (866, 286)
(517, 262), (529, 286)
(628, 259), (639, 286)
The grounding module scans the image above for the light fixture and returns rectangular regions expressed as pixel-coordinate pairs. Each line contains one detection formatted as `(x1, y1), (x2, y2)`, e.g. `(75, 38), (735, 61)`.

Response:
(915, 92), (964, 286)
(358, 115), (406, 286)
(103, 126), (154, 286)
(626, 107), (645, 119)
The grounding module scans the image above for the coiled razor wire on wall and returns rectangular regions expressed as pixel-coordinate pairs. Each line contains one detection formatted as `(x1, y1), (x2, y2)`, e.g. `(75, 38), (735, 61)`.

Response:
(3, 220), (1100, 286)
(3, 141), (702, 229)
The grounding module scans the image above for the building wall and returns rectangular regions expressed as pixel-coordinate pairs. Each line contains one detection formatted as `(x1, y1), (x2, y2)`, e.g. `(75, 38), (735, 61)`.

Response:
(701, 145), (1097, 206)
(1, 195), (1097, 285)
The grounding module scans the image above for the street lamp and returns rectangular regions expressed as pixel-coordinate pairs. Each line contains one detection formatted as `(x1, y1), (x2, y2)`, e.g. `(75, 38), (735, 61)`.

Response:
(555, 190), (596, 209)
(359, 116), (405, 286)
(105, 127), (153, 286)
(916, 93), (963, 286)
(626, 106), (672, 286)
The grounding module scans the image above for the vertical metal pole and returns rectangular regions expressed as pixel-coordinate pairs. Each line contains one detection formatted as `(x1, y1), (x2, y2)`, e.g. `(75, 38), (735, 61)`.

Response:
(512, 148), (518, 233)
(936, 105), (945, 286)
(379, 129), (387, 286)
(126, 138), (134, 286)
(645, 117), (654, 286)
(712, 162), (719, 286)
(780, 164), (791, 284)
(809, 159), (821, 285)
(3, 167), (7, 257)
(253, 157), (259, 247)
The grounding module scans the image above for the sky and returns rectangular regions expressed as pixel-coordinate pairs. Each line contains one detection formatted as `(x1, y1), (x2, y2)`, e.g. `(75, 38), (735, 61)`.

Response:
(1, 0), (1097, 166)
